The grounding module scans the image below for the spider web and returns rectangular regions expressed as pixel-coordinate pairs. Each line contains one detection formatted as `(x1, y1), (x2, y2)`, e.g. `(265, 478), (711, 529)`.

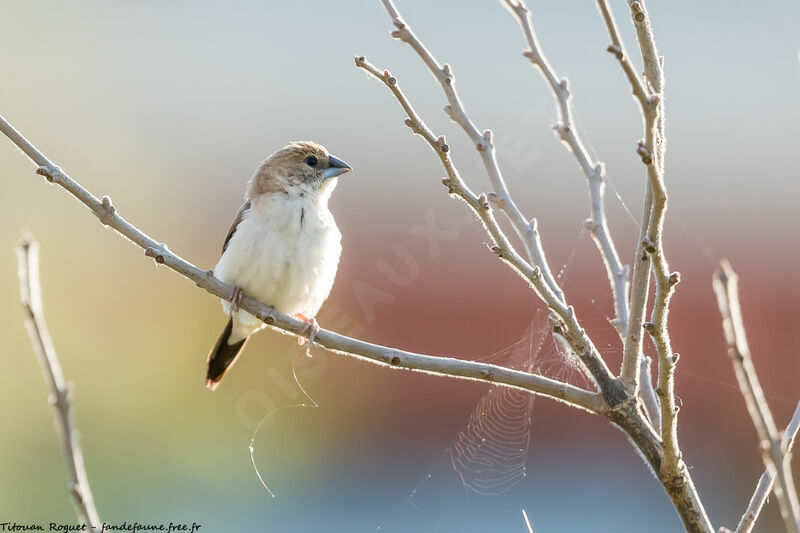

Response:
(448, 309), (594, 496)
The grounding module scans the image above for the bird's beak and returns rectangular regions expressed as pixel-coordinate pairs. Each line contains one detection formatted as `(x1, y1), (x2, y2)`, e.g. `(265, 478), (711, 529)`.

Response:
(323, 155), (352, 180)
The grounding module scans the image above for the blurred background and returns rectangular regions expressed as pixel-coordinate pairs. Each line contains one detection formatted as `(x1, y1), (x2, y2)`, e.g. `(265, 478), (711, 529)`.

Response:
(1, 1), (799, 531)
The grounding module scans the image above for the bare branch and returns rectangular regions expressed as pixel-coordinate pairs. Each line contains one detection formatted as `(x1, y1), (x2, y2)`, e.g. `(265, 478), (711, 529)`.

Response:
(614, 0), (665, 392)
(371, 0), (638, 419)
(597, 0), (661, 392)
(595, 0), (653, 401)
(522, 509), (534, 533)
(354, 50), (715, 531)
(613, 2), (712, 530)
(0, 113), (604, 414)
(726, 402), (800, 533)
(623, 0), (676, 454)
(596, 0), (649, 109)
(621, 175), (653, 389)
(726, 464), (777, 533)
(501, 0), (630, 340)
(713, 260), (800, 532)
(378, 0), (565, 304)
(594, 0), (664, 430)
(713, 261), (779, 440)
(17, 237), (101, 532)
(354, 59), (562, 326)
(639, 354), (661, 430)
(353, 56), (626, 409)
(359, 4), (718, 527)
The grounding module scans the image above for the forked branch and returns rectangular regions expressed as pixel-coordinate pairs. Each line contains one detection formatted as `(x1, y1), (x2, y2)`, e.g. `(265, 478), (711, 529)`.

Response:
(502, 0), (664, 430)
(725, 402), (800, 533)
(595, 0), (662, 425)
(713, 260), (800, 533)
(502, 0), (630, 339)
(359, 1), (712, 525)
(595, 0), (664, 396)
(353, 56), (624, 407)
(611, 0), (689, 493)
(599, 1), (709, 529)
(378, 0), (565, 305)
(372, 0), (627, 408)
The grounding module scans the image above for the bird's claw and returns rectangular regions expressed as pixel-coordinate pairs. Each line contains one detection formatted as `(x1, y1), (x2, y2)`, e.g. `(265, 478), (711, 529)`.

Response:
(295, 314), (320, 357)
(229, 286), (244, 317)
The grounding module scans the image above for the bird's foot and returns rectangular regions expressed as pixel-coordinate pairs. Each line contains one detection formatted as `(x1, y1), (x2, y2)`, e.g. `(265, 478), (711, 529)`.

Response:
(228, 285), (244, 317)
(294, 313), (320, 357)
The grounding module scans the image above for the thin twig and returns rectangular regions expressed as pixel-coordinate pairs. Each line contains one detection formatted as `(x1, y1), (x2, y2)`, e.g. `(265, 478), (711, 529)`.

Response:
(17, 237), (101, 532)
(713, 260), (800, 533)
(522, 508), (534, 533)
(596, 0), (649, 110)
(726, 402), (800, 533)
(501, 0), (630, 340)
(378, 0), (565, 304)
(639, 355), (661, 431)
(0, 113), (603, 414)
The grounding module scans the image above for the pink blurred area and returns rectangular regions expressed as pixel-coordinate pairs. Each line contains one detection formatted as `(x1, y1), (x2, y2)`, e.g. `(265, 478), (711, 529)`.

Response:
(1, 1), (799, 531)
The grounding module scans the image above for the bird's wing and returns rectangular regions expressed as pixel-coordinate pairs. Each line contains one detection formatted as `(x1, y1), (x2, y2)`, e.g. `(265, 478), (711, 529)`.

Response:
(221, 200), (252, 254)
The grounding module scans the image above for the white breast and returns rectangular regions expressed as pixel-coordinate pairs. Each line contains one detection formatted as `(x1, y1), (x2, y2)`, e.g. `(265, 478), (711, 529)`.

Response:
(214, 190), (342, 342)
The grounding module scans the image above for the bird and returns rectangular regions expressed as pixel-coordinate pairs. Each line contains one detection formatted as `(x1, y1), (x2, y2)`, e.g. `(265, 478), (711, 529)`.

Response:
(205, 141), (351, 390)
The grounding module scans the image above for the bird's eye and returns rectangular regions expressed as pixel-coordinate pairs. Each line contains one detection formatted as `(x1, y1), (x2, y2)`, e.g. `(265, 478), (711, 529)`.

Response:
(305, 156), (318, 167)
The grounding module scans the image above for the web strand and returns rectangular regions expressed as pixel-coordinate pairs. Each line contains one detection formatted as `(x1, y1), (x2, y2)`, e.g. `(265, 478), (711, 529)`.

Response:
(249, 354), (319, 498)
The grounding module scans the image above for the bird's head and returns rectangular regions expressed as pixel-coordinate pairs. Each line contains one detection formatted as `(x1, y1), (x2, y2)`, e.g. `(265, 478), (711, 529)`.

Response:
(247, 141), (351, 200)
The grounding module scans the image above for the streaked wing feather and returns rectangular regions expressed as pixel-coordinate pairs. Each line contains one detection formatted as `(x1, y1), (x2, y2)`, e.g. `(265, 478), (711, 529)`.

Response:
(221, 200), (251, 254)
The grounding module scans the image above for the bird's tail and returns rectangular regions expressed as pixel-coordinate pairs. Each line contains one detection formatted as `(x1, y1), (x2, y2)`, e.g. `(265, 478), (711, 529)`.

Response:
(206, 317), (249, 390)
